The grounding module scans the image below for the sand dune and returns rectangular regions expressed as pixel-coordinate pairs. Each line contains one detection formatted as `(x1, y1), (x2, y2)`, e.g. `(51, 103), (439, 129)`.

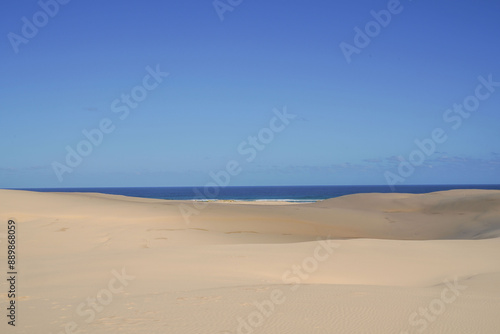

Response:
(1, 189), (500, 333)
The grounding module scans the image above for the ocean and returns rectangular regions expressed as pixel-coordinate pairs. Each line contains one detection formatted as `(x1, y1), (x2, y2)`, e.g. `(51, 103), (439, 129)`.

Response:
(18, 185), (500, 202)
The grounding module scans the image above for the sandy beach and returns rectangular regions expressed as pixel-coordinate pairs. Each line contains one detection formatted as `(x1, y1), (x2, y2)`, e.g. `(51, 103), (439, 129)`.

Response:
(1, 189), (500, 333)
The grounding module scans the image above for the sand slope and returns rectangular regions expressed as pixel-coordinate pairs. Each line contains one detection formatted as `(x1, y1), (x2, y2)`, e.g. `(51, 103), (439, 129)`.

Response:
(1, 189), (500, 333)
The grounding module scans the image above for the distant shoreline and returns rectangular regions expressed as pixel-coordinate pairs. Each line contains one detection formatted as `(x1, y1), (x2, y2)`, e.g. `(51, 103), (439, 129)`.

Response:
(6, 184), (500, 202)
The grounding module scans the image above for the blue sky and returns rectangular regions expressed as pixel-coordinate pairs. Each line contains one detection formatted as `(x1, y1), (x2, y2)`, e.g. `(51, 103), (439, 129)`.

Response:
(1, 0), (499, 188)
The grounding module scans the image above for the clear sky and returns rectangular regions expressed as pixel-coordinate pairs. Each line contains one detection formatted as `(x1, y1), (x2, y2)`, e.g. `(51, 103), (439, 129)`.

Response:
(1, 0), (499, 188)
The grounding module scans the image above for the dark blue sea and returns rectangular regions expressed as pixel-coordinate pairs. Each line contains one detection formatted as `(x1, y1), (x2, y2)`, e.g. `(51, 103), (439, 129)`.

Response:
(18, 185), (500, 202)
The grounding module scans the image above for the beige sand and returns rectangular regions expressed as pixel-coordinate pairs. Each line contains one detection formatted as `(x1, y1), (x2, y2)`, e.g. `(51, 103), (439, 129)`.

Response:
(1, 189), (500, 333)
